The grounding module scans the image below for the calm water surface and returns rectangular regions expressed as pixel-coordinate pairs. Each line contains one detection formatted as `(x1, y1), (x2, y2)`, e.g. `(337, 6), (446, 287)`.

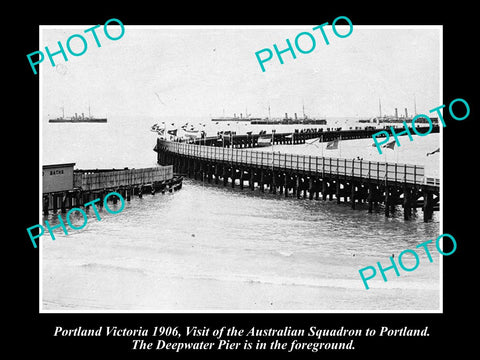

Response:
(42, 178), (440, 311)
(41, 116), (441, 311)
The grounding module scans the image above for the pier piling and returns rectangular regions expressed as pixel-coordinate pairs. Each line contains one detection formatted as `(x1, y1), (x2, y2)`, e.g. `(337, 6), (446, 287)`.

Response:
(155, 138), (439, 222)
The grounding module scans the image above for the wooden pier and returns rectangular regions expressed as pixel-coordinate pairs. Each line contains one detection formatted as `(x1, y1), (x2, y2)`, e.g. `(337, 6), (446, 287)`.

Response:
(189, 125), (440, 148)
(155, 139), (440, 222)
(42, 166), (182, 215)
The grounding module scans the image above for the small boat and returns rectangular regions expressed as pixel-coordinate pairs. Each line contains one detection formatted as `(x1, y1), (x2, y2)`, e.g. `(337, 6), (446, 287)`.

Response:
(182, 127), (201, 139)
(257, 136), (272, 147)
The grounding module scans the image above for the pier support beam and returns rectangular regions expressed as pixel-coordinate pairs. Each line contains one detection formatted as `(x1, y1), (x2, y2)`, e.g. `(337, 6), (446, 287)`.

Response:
(278, 173), (284, 195)
(214, 164), (219, 184)
(284, 174), (289, 197)
(309, 177), (314, 200)
(403, 186), (412, 220)
(423, 191), (434, 222)
(61, 192), (67, 213)
(367, 183), (373, 213)
(260, 170), (265, 193)
(295, 176), (301, 199)
(322, 180), (327, 201)
(240, 168), (244, 190)
(222, 166), (228, 187)
(384, 187), (390, 217)
(314, 179), (320, 200)
(389, 188), (397, 214)
(271, 171), (276, 194)
(351, 182), (356, 209)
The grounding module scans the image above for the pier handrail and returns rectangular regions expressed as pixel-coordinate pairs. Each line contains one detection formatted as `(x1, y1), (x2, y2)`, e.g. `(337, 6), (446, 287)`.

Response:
(159, 140), (439, 187)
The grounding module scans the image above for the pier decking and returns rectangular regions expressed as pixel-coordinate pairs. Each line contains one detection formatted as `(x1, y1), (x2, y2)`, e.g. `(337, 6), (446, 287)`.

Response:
(155, 136), (440, 222)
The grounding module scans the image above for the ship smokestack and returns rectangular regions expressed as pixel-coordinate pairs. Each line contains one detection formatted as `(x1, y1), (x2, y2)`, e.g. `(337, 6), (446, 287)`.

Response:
(294, 113), (297, 120)
(394, 108), (398, 119)
(285, 112), (288, 119)
(405, 108), (408, 118)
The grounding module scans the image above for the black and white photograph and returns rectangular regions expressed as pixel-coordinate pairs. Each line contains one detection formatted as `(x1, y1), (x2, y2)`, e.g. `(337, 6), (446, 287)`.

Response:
(39, 24), (442, 312)
(17, 6), (475, 357)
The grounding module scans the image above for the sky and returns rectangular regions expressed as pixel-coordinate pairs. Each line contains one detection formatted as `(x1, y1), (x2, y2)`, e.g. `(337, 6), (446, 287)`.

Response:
(40, 25), (441, 120)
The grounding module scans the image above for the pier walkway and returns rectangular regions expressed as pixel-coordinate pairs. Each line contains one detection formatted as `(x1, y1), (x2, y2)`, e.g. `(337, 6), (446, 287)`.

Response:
(155, 137), (440, 222)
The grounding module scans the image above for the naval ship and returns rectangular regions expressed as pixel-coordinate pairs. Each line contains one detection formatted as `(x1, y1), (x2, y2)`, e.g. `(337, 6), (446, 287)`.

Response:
(49, 107), (107, 123)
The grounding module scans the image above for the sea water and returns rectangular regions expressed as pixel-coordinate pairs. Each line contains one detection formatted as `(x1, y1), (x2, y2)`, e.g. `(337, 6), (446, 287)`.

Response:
(41, 115), (441, 311)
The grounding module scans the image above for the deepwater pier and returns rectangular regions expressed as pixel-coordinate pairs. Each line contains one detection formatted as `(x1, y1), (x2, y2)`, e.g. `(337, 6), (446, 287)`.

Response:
(155, 131), (440, 222)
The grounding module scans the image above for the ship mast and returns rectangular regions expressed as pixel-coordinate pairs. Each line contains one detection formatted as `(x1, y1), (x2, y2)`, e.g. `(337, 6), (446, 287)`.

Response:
(378, 98), (382, 117)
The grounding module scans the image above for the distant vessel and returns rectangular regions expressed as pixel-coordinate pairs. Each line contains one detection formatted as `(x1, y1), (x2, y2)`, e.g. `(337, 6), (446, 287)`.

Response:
(212, 106), (326, 125)
(49, 107), (107, 123)
(211, 112), (261, 122)
(251, 112), (326, 125)
(370, 106), (438, 124)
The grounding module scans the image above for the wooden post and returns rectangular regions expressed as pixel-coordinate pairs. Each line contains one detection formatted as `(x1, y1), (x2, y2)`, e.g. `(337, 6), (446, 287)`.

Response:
(43, 195), (49, 215)
(284, 173), (289, 197)
(222, 166), (228, 187)
(61, 192), (67, 213)
(322, 179), (327, 200)
(271, 171), (276, 194)
(249, 169), (255, 190)
(390, 188), (396, 214)
(412, 188), (418, 213)
(260, 169), (265, 193)
(207, 163), (212, 183)
(309, 177), (314, 200)
(296, 175), (301, 198)
(240, 168), (244, 190)
(52, 194), (58, 213)
(351, 181), (356, 209)
(403, 186), (412, 220)
(200, 161), (205, 182)
(302, 178), (307, 199)
(214, 164), (219, 184)
(423, 190), (433, 222)
(279, 173), (284, 195)
(384, 187), (390, 217)
(367, 183), (373, 213)
(193, 160), (198, 180)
